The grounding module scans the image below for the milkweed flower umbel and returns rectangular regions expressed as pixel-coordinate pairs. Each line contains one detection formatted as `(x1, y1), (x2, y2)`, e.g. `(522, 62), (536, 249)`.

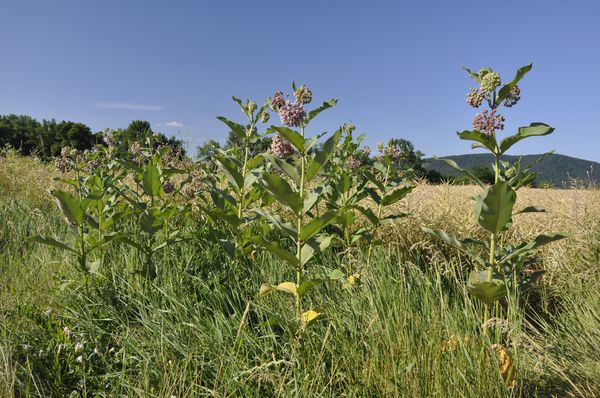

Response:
(466, 89), (484, 108)
(503, 85), (521, 107)
(271, 134), (295, 159)
(472, 109), (505, 136)
(278, 101), (306, 127)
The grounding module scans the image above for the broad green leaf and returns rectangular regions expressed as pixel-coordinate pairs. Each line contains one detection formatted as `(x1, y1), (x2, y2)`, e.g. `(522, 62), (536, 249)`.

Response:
(215, 155), (244, 191)
(264, 154), (300, 183)
(253, 209), (297, 238)
(261, 173), (303, 214)
(217, 116), (246, 140)
(355, 205), (379, 225)
(140, 207), (164, 234)
(338, 211), (355, 227)
(467, 270), (506, 305)
(246, 154), (264, 170)
(336, 173), (353, 195)
(243, 172), (258, 190)
(300, 210), (339, 241)
(499, 123), (555, 154)
(253, 237), (299, 267)
(306, 129), (342, 182)
(142, 164), (161, 196)
(457, 130), (498, 154)
(436, 158), (484, 187)
(297, 279), (324, 297)
(30, 236), (77, 253)
(474, 182), (516, 234)
(421, 227), (485, 266)
(362, 171), (385, 192)
(51, 190), (85, 225)
(300, 235), (332, 266)
(365, 188), (382, 205)
(303, 192), (320, 213)
(306, 99), (337, 123)
(499, 233), (567, 264)
(328, 269), (345, 280)
(268, 126), (305, 152)
(381, 186), (414, 206)
(497, 63), (532, 104)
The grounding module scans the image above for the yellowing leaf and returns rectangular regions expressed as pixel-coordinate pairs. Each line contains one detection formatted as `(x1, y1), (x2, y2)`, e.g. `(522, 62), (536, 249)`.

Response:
(276, 282), (297, 296)
(301, 309), (321, 327)
(491, 344), (516, 388)
(342, 273), (361, 289)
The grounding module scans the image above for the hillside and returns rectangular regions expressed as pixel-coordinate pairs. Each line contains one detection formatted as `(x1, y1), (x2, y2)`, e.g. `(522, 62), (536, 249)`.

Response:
(424, 153), (599, 187)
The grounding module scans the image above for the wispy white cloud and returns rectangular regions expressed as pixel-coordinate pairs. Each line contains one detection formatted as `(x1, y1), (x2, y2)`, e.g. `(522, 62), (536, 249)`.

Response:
(92, 102), (163, 111)
(163, 121), (184, 128)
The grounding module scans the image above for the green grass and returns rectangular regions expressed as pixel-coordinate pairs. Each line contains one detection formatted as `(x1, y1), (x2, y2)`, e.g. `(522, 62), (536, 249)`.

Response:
(1, 192), (599, 397)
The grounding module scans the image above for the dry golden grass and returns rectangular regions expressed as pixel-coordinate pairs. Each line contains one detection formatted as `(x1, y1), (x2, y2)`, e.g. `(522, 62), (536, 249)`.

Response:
(385, 183), (600, 286)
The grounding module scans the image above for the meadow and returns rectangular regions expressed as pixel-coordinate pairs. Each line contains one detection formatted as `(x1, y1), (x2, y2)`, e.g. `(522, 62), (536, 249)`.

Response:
(1, 69), (599, 397)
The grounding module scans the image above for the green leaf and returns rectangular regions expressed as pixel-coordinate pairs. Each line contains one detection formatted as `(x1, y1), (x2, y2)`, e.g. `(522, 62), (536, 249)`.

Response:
(51, 190), (85, 225)
(253, 209), (297, 239)
(264, 154), (300, 183)
(140, 207), (164, 234)
(328, 269), (345, 280)
(217, 116), (246, 140)
(301, 235), (332, 266)
(306, 99), (337, 123)
(300, 210), (339, 241)
(303, 192), (320, 213)
(268, 126), (305, 152)
(142, 164), (161, 196)
(379, 213), (409, 225)
(499, 123), (555, 154)
(497, 63), (532, 104)
(421, 227), (485, 266)
(514, 206), (545, 215)
(499, 233), (567, 265)
(261, 173), (303, 214)
(355, 205), (379, 225)
(215, 155), (244, 191)
(381, 186), (414, 206)
(435, 158), (484, 187)
(467, 270), (507, 305)
(457, 130), (498, 154)
(463, 66), (482, 83)
(363, 171), (385, 192)
(297, 279), (324, 297)
(253, 238), (299, 267)
(246, 154), (264, 170)
(306, 129), (342, 182)
(474, 182), (516, 234)
(30, 236), (77, 253)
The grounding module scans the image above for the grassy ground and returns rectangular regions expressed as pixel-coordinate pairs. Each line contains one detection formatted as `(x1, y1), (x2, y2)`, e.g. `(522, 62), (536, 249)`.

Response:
(1, 152), (599, 397)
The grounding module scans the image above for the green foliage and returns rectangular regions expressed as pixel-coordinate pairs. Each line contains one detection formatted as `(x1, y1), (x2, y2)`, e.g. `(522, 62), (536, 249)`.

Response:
(424, 64), (566, 339)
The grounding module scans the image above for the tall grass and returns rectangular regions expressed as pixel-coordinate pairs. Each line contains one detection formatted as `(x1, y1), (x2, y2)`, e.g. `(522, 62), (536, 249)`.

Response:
(1, 154), (599, 397)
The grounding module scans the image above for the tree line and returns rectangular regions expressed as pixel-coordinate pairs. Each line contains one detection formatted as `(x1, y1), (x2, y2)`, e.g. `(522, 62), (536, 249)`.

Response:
(0, 115), (185, 159)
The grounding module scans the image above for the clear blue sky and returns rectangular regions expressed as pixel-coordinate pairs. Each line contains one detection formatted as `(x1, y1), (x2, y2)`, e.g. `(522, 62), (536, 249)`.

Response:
(2, 1), (599, 161)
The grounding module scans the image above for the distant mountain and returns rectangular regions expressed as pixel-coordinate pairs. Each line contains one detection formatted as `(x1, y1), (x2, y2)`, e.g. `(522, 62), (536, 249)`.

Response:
(423, 153), (599, 187)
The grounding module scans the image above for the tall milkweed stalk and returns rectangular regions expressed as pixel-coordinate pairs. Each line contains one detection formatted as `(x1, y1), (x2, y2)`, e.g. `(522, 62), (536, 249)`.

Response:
(256, 83), (344, 331)
(423, 64), (566, 337)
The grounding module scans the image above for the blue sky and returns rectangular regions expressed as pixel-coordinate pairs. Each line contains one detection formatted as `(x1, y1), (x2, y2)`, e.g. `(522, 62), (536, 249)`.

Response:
(1, 1), (599, 161)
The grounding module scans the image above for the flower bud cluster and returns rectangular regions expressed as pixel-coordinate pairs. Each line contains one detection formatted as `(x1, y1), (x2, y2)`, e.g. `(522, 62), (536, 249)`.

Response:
(345, 156), (361, 171)
(480, 72), (501, 93)
(271, 134), (295, 159)
(466, 89), (484, 108)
